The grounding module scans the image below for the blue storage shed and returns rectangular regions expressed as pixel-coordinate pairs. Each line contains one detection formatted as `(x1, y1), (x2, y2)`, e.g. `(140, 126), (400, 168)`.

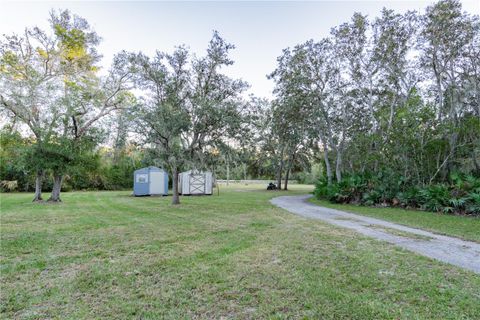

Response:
(133, 166), (168, 196)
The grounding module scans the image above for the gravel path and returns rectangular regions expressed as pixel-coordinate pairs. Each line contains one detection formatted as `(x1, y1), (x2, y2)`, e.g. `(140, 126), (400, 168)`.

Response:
(271, 195), (480, 274)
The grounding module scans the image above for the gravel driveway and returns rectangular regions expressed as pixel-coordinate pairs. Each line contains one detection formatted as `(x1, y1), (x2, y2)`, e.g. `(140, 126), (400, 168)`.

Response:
(271, 195), (480, 274)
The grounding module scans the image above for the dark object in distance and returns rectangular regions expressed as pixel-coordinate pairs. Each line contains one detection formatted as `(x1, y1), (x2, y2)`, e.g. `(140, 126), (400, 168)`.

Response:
(267, 182), (277, 190)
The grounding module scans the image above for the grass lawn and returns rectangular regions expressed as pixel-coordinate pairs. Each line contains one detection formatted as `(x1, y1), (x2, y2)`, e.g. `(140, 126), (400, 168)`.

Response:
(309, 198), (480, 243)
(1, 185), (479, 319)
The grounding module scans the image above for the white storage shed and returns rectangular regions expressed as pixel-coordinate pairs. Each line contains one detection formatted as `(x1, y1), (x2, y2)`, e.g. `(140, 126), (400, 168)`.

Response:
(133, 166), (169, 196)
(179, 170), (213, 195)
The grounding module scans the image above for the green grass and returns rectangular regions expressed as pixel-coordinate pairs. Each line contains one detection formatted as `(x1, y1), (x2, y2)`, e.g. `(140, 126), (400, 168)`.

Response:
(310, 198), (480, 243)
(1, 185), (479, 319)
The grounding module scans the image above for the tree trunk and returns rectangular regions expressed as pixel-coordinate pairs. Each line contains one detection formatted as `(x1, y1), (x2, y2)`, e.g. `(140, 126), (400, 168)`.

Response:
(32, 170), (44, 202)
(323, 141), (333, 186)
(433, 61), (444, 121)
(113, 111), (127, 165)
(48, 174), (63, 202)
(441, 132), (458, 181)
(335, 148), (342, 183)
(243, 163), (247, 185)
(284, 167), (290, 191)
(172, 167), (180, 205)
(284, 154), (294, 191)
(276, 158), (283, 191)
(387, 99), (396, 132)
(226, 156), (230, 186)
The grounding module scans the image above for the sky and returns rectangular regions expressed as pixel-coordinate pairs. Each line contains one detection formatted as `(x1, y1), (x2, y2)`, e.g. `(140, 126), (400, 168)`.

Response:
(0, 1), (479, 99)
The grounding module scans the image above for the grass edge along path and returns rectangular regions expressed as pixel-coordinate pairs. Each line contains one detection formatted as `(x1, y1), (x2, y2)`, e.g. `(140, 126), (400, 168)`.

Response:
(309, 197), (480, 243)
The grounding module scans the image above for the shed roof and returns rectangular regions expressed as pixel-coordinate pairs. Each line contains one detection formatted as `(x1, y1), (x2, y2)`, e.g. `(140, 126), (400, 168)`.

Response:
(134, 166), (165, 174)
(182, 169), (212, 174)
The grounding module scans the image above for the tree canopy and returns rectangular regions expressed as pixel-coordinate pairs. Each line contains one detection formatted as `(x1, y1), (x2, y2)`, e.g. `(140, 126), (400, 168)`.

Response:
(1, 0), (478, 214)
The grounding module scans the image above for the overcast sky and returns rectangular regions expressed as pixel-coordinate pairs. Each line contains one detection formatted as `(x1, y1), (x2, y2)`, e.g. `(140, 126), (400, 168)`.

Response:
(1, 1), (479, 98)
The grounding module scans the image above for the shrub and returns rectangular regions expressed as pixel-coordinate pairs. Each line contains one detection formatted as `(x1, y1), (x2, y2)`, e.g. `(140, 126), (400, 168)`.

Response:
(418, 184), (450, 212)
(396, 186), (421, 208)
(0, 180), (18, 192)
(362, 190), (381, 206)
(314, 172), (480, 216)
(465, 192), (480, 215)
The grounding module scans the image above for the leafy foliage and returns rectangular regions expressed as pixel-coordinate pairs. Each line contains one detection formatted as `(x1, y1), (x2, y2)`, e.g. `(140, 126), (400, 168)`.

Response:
(315, 172), (480, 215)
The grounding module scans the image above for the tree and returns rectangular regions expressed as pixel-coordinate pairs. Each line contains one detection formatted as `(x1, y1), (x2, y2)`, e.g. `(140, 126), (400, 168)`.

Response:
(270, 39), (343, 185)
(47, 51), (134, 202)
(270, 0), (479, 194)
(131, 46), (191, 205)
(1, 14), (64, 201)
(132, 32), (248, 205)
(0, 10), (132, 202)
(420, 0), (480, 180)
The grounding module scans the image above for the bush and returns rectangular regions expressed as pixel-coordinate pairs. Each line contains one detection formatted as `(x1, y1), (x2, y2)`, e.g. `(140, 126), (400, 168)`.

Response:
(465, 192), (480, 215)
(418, 184), (450, 212)
(314, 172), (480, 216)
(0, 180), (18, 192)
(396, 187), (421, 208)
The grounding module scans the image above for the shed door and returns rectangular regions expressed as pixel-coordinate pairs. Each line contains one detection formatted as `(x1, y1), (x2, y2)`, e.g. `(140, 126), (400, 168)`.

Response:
(189, 173), (205, 194)
(149, 172), (164, 194)
(134, 173), (149, 196)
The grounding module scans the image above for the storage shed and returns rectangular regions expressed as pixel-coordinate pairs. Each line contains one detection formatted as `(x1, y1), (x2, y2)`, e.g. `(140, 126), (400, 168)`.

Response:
(179, 170), (213, 195)
(133, 166), (169, 196)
